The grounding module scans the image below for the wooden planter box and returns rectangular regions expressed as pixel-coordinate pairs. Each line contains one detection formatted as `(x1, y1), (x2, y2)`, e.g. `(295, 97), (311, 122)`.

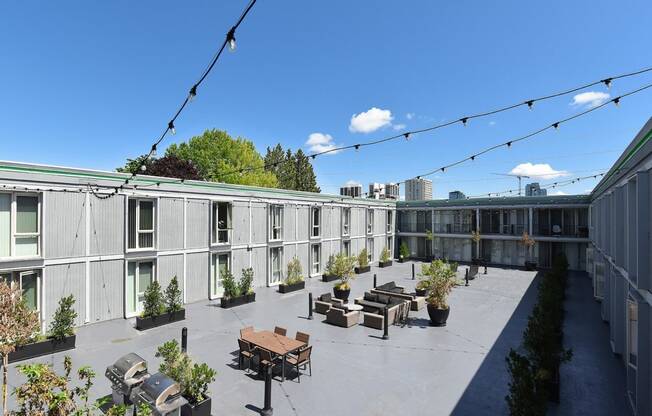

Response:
(181, 396), (212, 416)
(278, 281), (305, 294)
(322, 274), (338, 282)
(355, 265), (371, 274)
(9, 335), (76, 363)
(136, 309), (185, 331)
(221, 293), (256, 308)
(378, 260), (393, 268)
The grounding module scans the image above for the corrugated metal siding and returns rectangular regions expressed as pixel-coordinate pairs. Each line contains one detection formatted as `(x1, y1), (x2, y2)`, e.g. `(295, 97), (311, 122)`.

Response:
(158, 254), (184, 292)
(159, 198), (184, 250)
(322, 241), (333, 271)
(89, 195), (124, 255)
(322, 207), (332, 238)
(284, 244), (297, 264)
(284, 205), (297, 242)
(297, 243), (309, 275)
(375, 209), (386, 235)
(89, 259), (124, 323)
(375, 236), (384, 260)
(297, 206), (309, 240)
(251, 247), (267, 287)
(44, 262), (86, 327)
(251, 203), (267, 244)
(231, 248), (249, 276)
(232, 202), (250, 245)
(44, 191), (86, 259)
(352, 237), (365, 255)
(331, 207), (341, 238)
(186, 252), (208, 302)
(353, 208), (365, 236)
(186, 199), (209, 249)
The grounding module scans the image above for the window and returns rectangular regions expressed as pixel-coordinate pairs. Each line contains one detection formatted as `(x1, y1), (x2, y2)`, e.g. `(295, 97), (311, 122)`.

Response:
(128, 199), (155, 250)
(628, 299), (638, 367)
(311, 207), (320, 238)
(311, 244), (321, 275)
(387, 210), (393, 233)
(211, 253), (230, 298)
(367, 209), (374, 234)
(269, 205), (283, 241)
(594, 263), (605, 299)
(0, 193), (41, 258)
(0, 271), (40, 311)
(342, 208), (351, 236)
(342, 240), (351, 257)
(270, 247), (283, 285)
(126, 260), (154, 315)
(367, 238), (374, 262)
(387, 236), (393, 253)
(211, 202), (232, 244)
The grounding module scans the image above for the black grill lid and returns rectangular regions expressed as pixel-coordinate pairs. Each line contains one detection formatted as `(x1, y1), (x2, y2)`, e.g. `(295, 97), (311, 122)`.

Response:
(113, 353), (147, 378)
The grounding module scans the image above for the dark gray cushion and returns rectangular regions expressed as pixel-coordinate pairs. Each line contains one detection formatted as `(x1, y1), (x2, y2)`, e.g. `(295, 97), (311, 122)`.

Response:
(320, 293), (332, 302)
(364, 292), (377, 302)
(377, 294), (390, 304)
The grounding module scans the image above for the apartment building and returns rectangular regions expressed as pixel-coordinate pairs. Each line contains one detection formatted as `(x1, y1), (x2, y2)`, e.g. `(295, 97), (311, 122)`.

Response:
(405, 178), (433, 201)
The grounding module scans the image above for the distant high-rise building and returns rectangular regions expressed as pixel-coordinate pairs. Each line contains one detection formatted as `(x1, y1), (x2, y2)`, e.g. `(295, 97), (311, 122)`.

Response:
(340, 183), (362, 198)
(525, 182), (547, 196)
(368, 183), (386, 199)
(405, 178), (433, 201)
(385, 183), (400, 200)
(449, 190), (466, 200)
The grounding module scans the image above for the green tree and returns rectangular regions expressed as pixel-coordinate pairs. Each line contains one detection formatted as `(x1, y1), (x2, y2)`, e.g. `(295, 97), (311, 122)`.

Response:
(116, 155), (203, 181)
(166, 129), (278, 187)
(263, 145), (320, 192)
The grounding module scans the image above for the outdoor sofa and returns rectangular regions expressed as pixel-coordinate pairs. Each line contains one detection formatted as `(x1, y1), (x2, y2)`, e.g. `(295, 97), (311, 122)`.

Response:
(314, 293), (344, 315)
(325, 303), (360, 328)
(371, 282), (426, 311)
(354, 291), (410, 330)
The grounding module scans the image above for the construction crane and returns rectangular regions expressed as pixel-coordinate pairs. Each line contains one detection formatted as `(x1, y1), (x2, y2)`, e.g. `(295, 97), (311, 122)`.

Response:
(492, 173), (531, 196)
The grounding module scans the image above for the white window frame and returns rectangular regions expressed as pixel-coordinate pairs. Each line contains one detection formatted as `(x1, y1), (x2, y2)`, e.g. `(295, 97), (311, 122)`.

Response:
(127, 198), (156, 251)
(125, 259), (156, 318)
(0, 192), (42, 259)
(387, 236), (393, 253)
(311, 207), (321, 238)
(311, 243), (321, 276)
(269, 246), (284, 286)
(269, 205), (284, 241)
(367, 237), (374, 262)
(211, 201), (232, 245)
(342, 208), (351, 236)
(210, 252), (231, 299)
(387, 210), (393, 234)
(0, 270), (41, 313)
(367, 209), (374, 235)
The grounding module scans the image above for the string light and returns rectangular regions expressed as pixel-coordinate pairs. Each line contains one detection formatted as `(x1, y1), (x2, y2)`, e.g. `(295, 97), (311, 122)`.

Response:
(613, 97), (620, 107)
(151, 144), (157, 158)
(168, 121), (176, 135)
(552, 122), (559, 130)
(460, 117), (468, 127)
(227, 28), (237, 52)
(404, 133), (410, 141)
(189, 84), (198, 102)
(602, 78), (612, 89)
(526, 100), (534, 110)
(467, 172), (607, 198)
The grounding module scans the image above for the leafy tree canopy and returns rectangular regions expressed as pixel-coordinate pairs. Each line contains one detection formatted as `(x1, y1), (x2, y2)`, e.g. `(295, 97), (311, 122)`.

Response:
(264, 144), (320, 192)
(116, 154), (202, 181)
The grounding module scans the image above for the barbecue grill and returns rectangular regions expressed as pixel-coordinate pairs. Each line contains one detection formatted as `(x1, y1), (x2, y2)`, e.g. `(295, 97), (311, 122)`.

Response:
(105, 352), (150, 406)
(130, 372), (187, 416)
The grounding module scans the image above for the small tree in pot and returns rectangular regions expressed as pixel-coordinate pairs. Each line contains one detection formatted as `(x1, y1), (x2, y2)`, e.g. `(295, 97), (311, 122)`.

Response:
(332, 253), (357, 302)
(355, 248), (370, 274)
(379, 247), (392, 267)
(521, 232), (537, 270)
(399, 241), (409, 263)
(422, 259), (457, 326)
(142, 281), (165, 318)
(322, 255), (338, 282)
(279, 257), (305, 293)
(165, 276), (183, 314)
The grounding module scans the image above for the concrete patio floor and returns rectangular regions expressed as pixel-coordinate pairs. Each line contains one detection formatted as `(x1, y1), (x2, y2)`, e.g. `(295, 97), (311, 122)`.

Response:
(4, 262), (629, 415)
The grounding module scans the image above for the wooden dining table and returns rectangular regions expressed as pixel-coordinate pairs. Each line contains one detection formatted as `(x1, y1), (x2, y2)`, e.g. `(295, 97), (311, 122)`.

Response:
(241, 330), (306, 381)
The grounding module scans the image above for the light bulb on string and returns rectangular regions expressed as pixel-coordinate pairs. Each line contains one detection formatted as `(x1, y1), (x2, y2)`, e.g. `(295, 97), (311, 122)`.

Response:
(613, 97), (620, 107)
(602, 78), (612, 89)
(140, 165), (147, 172)
(526, 100), (534, 110)
(168, 121), (176, 135)
(189, 85), (197, 102)
(151, 144), (157, 158)
(227, 28), (237, 52)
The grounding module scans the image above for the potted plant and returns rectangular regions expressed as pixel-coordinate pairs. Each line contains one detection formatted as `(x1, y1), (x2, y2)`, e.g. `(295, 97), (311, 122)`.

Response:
(279, 257), (305, 293)
(449, 261), (459, 273)
(220, 268), (256, 308)
(422, 260), (457, 326)
(378, 246), (392, 268)
(332, 253), (357, 302)
(8, 294), (77, 364)
(136, 277), (186, 330)
(156, 340), (217, 416)
(355, 248), (371, 274)
(399, 241), (409, 263)
(521, 232), (537, 270)
(415, 276), (431, 297)
(321, 255), (339, 282)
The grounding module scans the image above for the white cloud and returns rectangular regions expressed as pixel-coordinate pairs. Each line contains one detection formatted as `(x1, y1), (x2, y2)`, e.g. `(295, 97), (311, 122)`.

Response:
(349, 107), (394, 133)
(392, 123), (406, 131)
(509, 162), (569, 179)
(344, 180), (361, 186)
(406, 113), (415, 120)
(570, 91), (610, 109)
(550, 190), (568, 196)
(305, 133), (340, 154)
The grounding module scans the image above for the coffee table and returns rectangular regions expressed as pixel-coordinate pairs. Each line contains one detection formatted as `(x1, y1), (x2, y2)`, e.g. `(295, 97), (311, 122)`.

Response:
(344, 303), (363, 312)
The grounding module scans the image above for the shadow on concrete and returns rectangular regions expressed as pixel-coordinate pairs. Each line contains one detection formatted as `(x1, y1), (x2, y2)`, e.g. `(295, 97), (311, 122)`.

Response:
(450, 271), (542, 415)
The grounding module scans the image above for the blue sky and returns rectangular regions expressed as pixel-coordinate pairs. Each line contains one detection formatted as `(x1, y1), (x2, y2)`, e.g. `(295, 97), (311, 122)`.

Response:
(1, 1), (651, 197)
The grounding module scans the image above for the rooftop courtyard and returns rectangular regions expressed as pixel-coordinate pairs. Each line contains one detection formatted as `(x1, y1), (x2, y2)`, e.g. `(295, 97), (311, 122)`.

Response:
(6, 262), (630, 415)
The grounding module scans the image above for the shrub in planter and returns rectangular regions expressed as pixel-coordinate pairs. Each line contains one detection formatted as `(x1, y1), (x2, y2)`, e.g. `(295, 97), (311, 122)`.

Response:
(322, 255), (339, 282)
(49, 294), (77, 341)
(421, 260), (457, 326)
(165, 276), (183, 314)
(505, 349), (546, 416)
(379, 246), (392, 267)
(156, 340), (217, 416)
(137, 278), (186, 330)
(279, 257), (305, 293)
(355, 248), (371, 274)
(220, 268), (256, 308)
(399, 241), (409, 262)
(331, 253), (357, 302)
(238, 267), (255, 297)
(142, 281), (165, 318)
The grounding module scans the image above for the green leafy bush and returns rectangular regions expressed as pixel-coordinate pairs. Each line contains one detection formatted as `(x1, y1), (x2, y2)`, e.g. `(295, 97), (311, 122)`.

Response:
(380, 246), (391, 263)
(48, 294), (77, 341)
(284, 257), (304, 285)
(221, 268), (239, 299)
(238, 267), (255, 295)
(332, 253), (357, 290)
(142, 281), (165, 318)
(399, 241), (409, 259)
(324, 255), (335, 276)
(505, 349), (545, 416)
(421, 260), (457, 309)
(164, 276), (183, 313)
(358, 248), (369, 268)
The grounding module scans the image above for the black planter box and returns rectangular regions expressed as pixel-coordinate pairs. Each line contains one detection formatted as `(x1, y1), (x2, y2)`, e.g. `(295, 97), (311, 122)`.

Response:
(181, 396), (212, 416)
(398, 258), (406, 263)
(278, 281), (305, 294)
(136, 309), (186, 331)
(378, 260), (393, 268)
(415, 288), (428, 297)
(322, 274), (339, 282)
(355, 265), (371, 274)
(221, 293), (256, 308)
(525, 261), (538, 271)
(333, 287), (351, 303)
(427, 305), (450, 327)
(9, 335), (76, 363)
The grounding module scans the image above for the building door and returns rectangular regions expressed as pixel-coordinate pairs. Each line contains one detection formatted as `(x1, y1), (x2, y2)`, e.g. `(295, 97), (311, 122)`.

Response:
(269, 247), (283, 286)
(126, 260), (154, 316)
